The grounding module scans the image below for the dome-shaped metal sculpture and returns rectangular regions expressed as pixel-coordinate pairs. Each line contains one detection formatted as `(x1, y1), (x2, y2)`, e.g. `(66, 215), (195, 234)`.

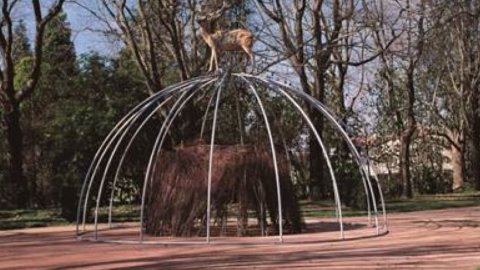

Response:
(76, 71), (388, 244)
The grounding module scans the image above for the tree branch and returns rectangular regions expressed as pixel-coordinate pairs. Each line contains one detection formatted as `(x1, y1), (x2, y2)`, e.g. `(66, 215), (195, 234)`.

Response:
(16, 0), (66, 103)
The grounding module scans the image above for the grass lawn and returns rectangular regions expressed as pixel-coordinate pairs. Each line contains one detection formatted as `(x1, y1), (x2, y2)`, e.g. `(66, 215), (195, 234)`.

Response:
(302, 192), (480, 218)
(0, 208), (67, 230)
(1, 192), (479, 230)
(0, 205), (140, 230)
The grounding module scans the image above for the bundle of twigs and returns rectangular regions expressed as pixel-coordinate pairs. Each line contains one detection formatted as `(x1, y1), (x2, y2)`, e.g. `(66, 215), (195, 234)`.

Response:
(145, 144), (303, 237)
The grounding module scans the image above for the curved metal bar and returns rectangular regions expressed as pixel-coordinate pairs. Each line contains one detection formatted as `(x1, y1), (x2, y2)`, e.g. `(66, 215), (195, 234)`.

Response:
(241, 75), (344, 239)
(149, 80), (219, 189)
(200, 88), (217, 139)
(95, 93), (181, 237)
(106, 99), (168, 227)
(139, 91), (195, 241)
(77, 100), (149, 234)
(107, 79), (217, 227)
(365, 157), (388, 231)
(206, 74), (229, 243)
(79, 78), (213, 233)
(82, 100), (160, 232)
(243, 74), (381, 233)
(97, 95), (172, 234)
(239, 77), (284, 242)
(79, 72), (389, 244)
(139, 78), (217, 242)
(278, 84), (380, 233)
(76, 75), (215, 234)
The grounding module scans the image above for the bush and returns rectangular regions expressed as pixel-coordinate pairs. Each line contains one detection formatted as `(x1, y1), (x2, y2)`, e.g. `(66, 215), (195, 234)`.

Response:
(415, 167), (452, 194)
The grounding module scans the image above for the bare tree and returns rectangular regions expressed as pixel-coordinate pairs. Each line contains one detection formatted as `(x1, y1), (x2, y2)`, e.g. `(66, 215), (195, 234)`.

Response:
(78, 0), (216, 94)
(399, 0), (427, 197)
(0, 0), (66, 207)
(256, 0), (394, 199)
(371, 0), (428, 198)
(434, 0), (480, 190)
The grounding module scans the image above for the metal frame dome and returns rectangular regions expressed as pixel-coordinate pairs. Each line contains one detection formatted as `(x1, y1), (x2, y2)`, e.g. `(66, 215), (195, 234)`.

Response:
(76, 71), (388, 245)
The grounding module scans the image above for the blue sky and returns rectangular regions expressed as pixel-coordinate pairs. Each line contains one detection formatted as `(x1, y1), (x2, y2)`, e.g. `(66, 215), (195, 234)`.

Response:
(15, 1), (118, 57)
(64, 3), (118, 56)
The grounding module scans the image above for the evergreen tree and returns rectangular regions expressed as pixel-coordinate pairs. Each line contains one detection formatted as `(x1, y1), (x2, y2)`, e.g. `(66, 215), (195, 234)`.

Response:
(21, 11), (77, 207)
(43, 12), (77, 77)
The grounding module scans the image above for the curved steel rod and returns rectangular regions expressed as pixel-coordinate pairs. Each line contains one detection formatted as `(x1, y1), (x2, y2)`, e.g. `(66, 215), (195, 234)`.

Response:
(79, 78), (212, 233)
(79, 72), (388, 244)
(77, 100), (149, 234)
(105, 96), (170, 227)
(243, 74), (381, 232)
(240, 77), (284, 242)
(95, 95), (173, 236)
(263, 75), (380, 228)
(139, 81), (213, 242)
(149, 80), (219, 190)
(81, 97), (165, 232)
(200, 88), (217, 139)
(206, 73), (229, 243)
(97, 87), (201, 236)
(107, 79), (217, 227)
(241, 76), (344, 239)
(76, 75), (215, 234)
(277, 84), (344, 238)
(138, 91), (190, 242)
(278, 83), (381, 232)
(365, 157), (388, 231)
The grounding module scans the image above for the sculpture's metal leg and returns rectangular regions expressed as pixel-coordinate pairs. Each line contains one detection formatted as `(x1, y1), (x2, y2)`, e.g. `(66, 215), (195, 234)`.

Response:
(78, 72), (388, 244)
(240, 78), (284, 242)
(77, 75), (214, 235)
(240, 76), (344, 239)
(139, 79), (217, 242)
(242, 74), (381, 233)
(206, 74), (229, 243)
(104, 79), (216, 231)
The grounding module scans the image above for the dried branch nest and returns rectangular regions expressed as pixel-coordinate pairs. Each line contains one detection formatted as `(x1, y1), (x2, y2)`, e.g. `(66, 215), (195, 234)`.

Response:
(145, 143), (303, 237)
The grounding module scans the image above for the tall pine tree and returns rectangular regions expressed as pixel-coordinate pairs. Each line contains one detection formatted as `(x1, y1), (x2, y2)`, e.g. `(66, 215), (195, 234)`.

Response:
(22, 11), (77, 207)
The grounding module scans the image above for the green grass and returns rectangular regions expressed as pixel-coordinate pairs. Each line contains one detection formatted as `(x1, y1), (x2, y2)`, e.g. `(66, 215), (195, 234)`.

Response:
(0, 205), (140, 230)
(299, 200), (368, 217)
(300, 192), (480, 218)
(96, 204), (140, 222)
(386, 198), (480, 213)
(1, 192), (480, 230)
(0, 208), (67, 230)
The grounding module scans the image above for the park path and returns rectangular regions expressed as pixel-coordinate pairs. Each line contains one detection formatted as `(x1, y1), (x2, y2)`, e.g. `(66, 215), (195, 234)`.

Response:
(1, 206), (480, 269)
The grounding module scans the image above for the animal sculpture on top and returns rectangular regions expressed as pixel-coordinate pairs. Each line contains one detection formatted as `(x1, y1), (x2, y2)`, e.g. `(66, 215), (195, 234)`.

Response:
(196, 1), (254, 72)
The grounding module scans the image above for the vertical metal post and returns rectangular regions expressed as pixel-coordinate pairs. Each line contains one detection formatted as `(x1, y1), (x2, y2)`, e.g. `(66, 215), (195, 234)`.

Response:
(139, 80), (215, 242)
(248, 77), (344, 239)
(248, 74), (380, 232)
(206, 74), (228, 243)
(77, 76), (213, 235)
(241, 78), (284, 242)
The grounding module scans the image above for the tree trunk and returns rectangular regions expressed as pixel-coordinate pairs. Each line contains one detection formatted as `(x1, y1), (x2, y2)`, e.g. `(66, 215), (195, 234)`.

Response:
(308, 74), (326, 201)
(400, 63), (416, 198)
(471, 90), (480, 190)
(4, 105), (27, 208)
(308, 118), (325, 200)
(399, 132), (413, 198)
(451, 141), (464, 191)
